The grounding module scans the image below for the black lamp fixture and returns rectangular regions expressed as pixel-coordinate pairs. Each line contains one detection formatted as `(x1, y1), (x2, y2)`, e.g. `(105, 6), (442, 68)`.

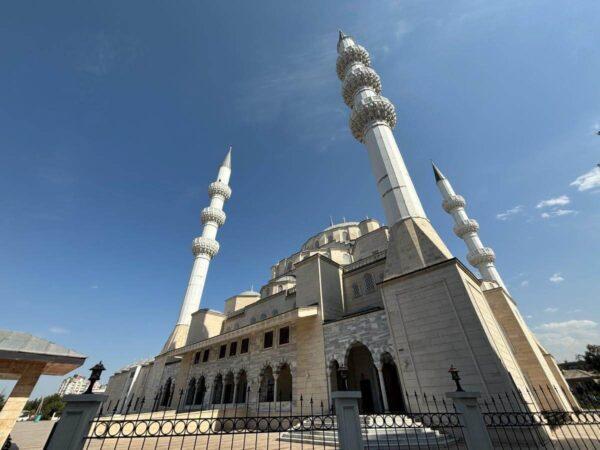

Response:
(85, 361), (106, 394)
(448, 365), (464, 392)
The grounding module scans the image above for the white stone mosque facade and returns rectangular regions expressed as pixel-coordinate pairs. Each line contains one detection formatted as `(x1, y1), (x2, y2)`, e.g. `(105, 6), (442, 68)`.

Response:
(104, 32), (577, 415)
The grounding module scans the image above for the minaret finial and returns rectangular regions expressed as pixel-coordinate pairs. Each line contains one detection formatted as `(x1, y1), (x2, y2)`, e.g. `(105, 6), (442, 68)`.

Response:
(222, 146), (232, 169)
(432, 161), (445, 182)
(338, 30), (347, 41)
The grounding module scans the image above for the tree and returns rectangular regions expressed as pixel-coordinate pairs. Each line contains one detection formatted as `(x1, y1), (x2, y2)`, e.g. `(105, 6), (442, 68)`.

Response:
(582, 344), (600, 372)
(24, 397), (41, 414)
(39, 394), (66, 420)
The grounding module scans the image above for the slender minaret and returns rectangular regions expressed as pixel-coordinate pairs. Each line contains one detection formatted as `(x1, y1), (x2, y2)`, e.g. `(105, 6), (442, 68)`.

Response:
(337, 31), (451, 275)
(337, 31), (426, 224)
(162, 148), (232, 352)
(432, 163), (507, 292)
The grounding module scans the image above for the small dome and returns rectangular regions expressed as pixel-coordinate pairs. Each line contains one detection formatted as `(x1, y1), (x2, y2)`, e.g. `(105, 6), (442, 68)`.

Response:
(238, 290), (260, 297)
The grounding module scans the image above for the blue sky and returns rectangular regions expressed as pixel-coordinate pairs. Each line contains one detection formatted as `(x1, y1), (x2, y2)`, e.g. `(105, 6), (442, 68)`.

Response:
(1, 1), (599, 397)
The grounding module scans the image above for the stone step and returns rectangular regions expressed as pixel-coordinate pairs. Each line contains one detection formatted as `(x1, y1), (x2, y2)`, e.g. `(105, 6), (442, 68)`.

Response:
(279, 414), (457, 448)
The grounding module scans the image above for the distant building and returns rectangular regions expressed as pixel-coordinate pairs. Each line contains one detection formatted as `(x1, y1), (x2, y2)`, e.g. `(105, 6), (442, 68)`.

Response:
(92, 383), (107, 394)
(57, 374), (89, 396)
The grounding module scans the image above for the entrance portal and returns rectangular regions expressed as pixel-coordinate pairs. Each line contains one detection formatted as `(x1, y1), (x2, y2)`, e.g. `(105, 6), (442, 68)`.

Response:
(346, 343), (383, 413)
(381, 353), (405, 413)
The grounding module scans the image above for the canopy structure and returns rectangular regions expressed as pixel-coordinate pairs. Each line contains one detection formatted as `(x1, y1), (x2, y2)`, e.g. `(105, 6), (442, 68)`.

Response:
(0, 329), (86, 446)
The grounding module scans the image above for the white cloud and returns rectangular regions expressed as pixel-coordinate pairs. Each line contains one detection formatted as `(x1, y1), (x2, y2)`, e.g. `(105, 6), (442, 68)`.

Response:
(536, 195), (570, 209)
(544, 307), (559, 313)
(525, 315), (533, 319)
(520, 280), (529, 287)
(496, 205), (524, 221)
(540, 209), (577, 219)
(91, 284), (99, 289)
(49, 326), (69, 334)
(570, 166), (600, 192)
(535, 320), (600, 360)
(549, 273), (564, 283)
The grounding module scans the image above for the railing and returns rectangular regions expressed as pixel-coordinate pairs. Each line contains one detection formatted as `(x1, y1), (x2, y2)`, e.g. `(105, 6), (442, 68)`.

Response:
(480, 385), (600, 449)
(84, 393), (339, 450)
(343, 250), (386, 273)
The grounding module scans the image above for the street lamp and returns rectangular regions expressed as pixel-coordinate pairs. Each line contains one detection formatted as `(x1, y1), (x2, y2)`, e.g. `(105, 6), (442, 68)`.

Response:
(85, 361), (106, 394)
(448, 365), (464, 392)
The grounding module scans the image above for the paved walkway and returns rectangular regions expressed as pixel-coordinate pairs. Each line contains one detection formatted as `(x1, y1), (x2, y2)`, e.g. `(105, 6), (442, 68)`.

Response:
(7, 421), (55, 450)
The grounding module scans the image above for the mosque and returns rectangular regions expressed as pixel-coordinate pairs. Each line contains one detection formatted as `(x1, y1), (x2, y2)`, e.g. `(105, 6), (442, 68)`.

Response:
(104, 32), (576, 415)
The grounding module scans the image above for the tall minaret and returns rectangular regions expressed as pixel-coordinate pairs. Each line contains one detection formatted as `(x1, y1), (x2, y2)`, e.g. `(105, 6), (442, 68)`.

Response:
(432, 163), (507, 292)
(337, 31), (451, 275)
(162, 148), (232, 352)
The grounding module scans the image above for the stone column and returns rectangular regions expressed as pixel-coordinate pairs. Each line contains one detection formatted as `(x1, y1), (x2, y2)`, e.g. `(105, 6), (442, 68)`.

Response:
(45, 393), (108, 450)
(219, 382), (226, 405)
(232, 374), (239, 404)
(375, 363), (389, 412)
(273, 370), (280, 403)
(446, 391), (492, 450)
(0, 362), (44, 447)
(332, 391), (364, 450)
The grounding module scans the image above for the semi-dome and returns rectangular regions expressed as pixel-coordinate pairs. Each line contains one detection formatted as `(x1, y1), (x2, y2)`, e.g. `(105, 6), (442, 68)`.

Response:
(238, 290), (260, 297)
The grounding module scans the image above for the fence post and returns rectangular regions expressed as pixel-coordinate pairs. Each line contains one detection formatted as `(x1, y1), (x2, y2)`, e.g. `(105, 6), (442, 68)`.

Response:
(332, 391), (364, 450)
(45, 393), (107, 450)
(446, 391), (492, 450)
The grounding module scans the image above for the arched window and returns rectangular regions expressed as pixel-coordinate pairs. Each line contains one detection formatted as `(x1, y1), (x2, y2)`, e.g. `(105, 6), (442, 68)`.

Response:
(260, 313), (267, 320)
(212, 374), (223, 404)
(278, 364), (293, 402)
(251, 317), (257, 324)
(236, 370), (248, 403)
(272, 309), (279, 316)
(161, 378), (173, 407)
(315, 240), (320, 249)
(352, 283), (361, 298)
(223, 372), (235, 404)
(341, 231), (349, 242)
(260, 366), (275, 402)
(185, 378), (196, 405)
(194, 376), (206, 405)
(364, 273), (375, 293)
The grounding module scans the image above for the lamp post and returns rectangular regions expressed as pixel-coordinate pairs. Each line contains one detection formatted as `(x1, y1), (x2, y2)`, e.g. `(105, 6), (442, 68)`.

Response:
(448, 365), (464, 392)
(85, 361), (106, 394)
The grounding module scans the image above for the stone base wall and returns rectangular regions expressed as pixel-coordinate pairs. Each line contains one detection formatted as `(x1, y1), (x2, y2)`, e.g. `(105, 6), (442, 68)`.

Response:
(380, 259), (529, 400)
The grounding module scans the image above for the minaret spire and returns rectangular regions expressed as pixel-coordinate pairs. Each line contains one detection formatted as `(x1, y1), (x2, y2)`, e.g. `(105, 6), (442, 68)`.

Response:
(433, 162), (507, 292)
(162, 148), (233, 352)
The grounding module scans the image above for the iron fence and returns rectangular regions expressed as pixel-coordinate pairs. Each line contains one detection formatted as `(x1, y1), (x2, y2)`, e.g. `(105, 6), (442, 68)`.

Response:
(480, 385), (600, 449)
(360, 391), (466, 449)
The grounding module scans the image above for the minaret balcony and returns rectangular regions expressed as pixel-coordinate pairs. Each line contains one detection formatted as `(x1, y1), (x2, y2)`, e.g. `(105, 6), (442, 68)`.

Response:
(442, 195), (466, 213)
(201, 207), (226, 227)
(192, 236), (220, 258)
(336, 44), (371, 80)
(342, 65), (381, 107)
(467, 247), (496, 266)
(349, 95), (396, 142)
(453, 219), (479, 238)
(208, 181), (232, 201)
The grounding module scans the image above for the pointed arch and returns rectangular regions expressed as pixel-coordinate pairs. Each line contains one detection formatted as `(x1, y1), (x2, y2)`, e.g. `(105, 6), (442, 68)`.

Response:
(277, 363), (292, 402)
(259, 365), (275, 402)
(194, 376), (206, 405)
(212, 374), (223, 404)
(185, 378), (196, 405)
